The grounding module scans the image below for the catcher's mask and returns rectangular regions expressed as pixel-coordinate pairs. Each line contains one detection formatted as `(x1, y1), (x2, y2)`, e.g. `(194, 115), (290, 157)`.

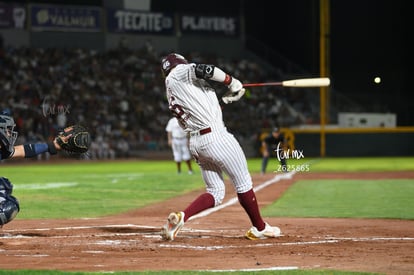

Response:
(0, 115), (18, 155)
(161, 53), (188, 77)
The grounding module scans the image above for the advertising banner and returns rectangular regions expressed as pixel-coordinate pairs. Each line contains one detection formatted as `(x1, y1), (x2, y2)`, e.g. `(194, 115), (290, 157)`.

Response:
(30, 4), (102, 32)
(107, 9), (174, 35)
(180, 15), (239, 36)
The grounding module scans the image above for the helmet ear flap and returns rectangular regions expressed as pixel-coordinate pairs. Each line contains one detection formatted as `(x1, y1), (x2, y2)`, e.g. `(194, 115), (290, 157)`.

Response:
(161, 57), (171, 77)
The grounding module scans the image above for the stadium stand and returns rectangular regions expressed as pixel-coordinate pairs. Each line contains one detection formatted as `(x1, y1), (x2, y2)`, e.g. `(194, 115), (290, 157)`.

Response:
(0, 45), (318, 159)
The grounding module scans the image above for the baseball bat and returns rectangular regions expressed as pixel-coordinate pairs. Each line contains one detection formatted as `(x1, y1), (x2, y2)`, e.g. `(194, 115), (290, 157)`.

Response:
(243, 77), (330, 88)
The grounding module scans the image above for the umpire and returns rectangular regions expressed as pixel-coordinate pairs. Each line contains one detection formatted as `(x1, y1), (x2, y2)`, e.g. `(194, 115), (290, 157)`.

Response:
(261, 127), (287, 174)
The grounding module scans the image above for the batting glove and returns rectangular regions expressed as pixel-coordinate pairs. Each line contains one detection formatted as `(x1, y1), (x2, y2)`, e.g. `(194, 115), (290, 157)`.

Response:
(222, 88), (246, 104)
(222, 78), (245, 104)
(227, 77), (243, 93)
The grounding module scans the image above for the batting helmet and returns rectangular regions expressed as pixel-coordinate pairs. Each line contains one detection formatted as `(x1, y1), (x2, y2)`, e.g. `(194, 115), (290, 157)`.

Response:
(161, 53), (188, 77)
(0, 115), (17, 157)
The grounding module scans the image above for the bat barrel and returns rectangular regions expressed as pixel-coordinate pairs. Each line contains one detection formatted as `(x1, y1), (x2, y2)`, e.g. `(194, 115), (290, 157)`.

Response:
(282, 77), (330, 87)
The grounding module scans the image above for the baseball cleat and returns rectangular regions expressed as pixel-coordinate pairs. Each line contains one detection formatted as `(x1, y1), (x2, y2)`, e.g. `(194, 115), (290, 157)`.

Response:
(245, 222), (281, 240)
(161, 211), (185, 240)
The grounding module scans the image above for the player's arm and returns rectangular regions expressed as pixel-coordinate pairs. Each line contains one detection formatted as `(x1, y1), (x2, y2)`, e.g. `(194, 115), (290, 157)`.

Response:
(10, 139), (64, 159)
(194, 64), (245, 104)
(11, 142), (58, 158)
(167, 132), (173, 147)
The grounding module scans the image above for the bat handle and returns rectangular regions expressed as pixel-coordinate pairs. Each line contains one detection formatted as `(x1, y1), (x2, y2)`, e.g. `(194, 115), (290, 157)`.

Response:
(243, 82), (282, 87)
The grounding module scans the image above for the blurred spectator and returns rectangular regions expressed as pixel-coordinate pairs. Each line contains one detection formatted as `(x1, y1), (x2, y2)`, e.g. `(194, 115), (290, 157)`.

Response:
(0, 46), (314, 159)
(116, 137), (130, 158)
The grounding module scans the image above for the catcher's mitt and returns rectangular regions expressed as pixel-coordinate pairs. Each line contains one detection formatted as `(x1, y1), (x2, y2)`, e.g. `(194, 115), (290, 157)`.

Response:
(55, 125), (91, 154)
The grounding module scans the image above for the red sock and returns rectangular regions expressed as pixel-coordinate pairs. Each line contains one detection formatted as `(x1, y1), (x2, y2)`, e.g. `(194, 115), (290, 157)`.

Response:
(183, 193), (215, 222)
(237, 189), (266, 231)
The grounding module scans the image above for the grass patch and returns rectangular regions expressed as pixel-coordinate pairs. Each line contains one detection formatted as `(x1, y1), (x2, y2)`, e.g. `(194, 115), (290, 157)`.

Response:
(246, 157), (414, 173)
(1, 157), (413, 220)
(308, 157), (414, 172)
(262, 179), (414, 219)
(3, 160), (204, 219)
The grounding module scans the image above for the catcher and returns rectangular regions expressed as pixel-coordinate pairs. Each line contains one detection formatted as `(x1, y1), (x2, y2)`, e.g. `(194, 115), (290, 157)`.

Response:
(0, 113), (90, 227)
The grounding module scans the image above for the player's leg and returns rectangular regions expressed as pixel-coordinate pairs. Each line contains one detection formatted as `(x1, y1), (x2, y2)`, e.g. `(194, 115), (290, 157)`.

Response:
(161, 156), (222, 240)
(215, 133), (266, 227)
(280, 158), (287, 173)
(172, 142), (182, 173)
(186, 160), (193, 174)
(197, 131), (262, 225)
(182, 158), (225, 220)
(180, 140), (193, 174)
(206, 131), (281, 239)
(261, 155), (269, 174)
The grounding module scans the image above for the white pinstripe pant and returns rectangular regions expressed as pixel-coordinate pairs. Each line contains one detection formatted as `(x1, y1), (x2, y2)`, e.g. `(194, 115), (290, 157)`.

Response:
(189, 128), (253, 206)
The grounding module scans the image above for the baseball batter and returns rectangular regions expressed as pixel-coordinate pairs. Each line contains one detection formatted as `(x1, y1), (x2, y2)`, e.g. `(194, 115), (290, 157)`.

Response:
(165, 117), (193, 174)
(160, 53), (281, 240)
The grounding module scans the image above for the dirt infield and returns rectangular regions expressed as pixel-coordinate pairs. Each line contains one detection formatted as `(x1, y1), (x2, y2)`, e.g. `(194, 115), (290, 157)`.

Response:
(1, 171), (413, 274)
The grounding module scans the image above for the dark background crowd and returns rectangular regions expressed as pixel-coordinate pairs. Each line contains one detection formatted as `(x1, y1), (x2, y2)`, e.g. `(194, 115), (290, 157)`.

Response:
(1, 0), (411, 160)
(1, 42), (318, 159)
